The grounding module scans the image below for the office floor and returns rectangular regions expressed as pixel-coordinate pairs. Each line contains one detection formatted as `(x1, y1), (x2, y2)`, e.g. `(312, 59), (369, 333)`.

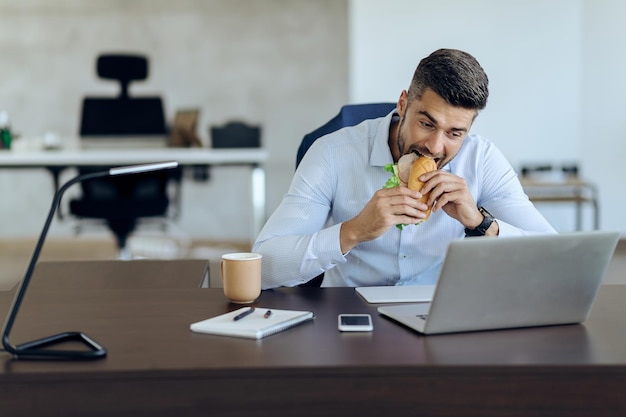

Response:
(1, 235), (625, 291)
(0, 235), (251, 291)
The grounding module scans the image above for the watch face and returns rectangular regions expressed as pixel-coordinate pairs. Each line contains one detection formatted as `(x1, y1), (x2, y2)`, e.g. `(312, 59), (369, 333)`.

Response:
(479, 207), (493, 218)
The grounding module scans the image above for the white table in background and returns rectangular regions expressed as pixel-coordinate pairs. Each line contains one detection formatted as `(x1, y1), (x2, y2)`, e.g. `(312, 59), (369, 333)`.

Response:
(0, 146), (268, 239)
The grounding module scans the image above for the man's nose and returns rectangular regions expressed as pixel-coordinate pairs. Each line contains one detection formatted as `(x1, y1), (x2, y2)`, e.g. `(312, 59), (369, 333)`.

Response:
(423, 130), (446, 156)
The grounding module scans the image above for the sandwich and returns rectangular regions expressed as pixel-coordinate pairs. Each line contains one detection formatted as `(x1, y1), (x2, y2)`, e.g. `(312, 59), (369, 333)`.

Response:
(384, 153), (437, 228)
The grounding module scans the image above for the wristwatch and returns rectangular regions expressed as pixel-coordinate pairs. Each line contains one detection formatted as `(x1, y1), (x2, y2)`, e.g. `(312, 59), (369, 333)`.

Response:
(464, 207), (495, 237)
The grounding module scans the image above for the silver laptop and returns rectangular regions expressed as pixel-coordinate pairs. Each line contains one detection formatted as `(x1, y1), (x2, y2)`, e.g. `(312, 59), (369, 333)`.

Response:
(378, 231), (620, 335)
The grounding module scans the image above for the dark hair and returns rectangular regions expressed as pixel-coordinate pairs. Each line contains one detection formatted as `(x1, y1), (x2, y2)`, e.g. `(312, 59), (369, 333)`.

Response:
(407, 48), (489, 111)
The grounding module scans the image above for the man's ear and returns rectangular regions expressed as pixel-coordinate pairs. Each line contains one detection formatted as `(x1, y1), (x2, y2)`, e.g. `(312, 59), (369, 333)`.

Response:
(397, 90), (408, 117)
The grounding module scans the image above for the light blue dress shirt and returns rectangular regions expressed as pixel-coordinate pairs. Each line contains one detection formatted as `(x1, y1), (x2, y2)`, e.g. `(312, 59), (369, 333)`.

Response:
(253, 111), (556, 288)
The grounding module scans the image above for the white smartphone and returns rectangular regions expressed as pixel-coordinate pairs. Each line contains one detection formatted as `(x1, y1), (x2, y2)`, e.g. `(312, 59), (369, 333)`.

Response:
(338, 314), (373, 332)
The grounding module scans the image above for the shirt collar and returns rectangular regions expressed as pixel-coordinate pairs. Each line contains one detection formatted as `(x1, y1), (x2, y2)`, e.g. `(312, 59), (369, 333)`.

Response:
(370, 110), (397, 167)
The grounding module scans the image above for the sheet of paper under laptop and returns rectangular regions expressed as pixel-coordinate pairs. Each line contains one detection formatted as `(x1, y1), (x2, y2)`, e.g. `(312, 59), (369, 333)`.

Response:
(356, 285), (435, 304)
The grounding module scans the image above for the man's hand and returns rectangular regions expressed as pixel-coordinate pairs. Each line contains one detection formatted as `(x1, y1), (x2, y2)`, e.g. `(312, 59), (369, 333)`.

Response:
(418, 170), (484, 228)
(419, 170), (500, 236)
(340, 187), (428, 253)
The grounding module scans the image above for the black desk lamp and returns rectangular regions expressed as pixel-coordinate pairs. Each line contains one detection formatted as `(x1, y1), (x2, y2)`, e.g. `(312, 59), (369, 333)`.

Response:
(1, 161), (179, 360)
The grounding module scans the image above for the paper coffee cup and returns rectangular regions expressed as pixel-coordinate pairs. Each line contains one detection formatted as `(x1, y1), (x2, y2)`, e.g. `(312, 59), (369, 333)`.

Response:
(220, 253), (262, 304)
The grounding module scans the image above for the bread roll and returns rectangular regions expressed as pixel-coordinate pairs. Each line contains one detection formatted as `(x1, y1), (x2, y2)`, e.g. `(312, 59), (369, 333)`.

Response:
(407, 156), (437, 220)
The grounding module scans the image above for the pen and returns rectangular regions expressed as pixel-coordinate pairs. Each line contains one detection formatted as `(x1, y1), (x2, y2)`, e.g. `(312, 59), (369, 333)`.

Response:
(233, 307), (255, 321)
(264, 310), (272, 319)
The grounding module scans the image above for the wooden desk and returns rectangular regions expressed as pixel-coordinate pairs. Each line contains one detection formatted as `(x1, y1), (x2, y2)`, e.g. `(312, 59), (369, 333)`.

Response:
(521, 177), (599, 230)
(0, 147), (268, 237)
(2, 270), (626, 416)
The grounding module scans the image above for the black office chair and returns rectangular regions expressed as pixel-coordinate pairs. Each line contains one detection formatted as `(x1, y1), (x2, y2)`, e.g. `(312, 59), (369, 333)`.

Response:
(71, 53), (181, 258)
(210, 121), (262, 148)
(296, 102), (397, 287)
(80, 54), (167, 137)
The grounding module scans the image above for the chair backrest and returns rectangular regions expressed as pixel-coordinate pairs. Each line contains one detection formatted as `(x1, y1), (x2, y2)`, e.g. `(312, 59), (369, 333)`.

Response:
(80, 54), (167, 136)
(295, 102), (396, 288)
(296, 102), (396, 168)
(210, 121), (261, 148)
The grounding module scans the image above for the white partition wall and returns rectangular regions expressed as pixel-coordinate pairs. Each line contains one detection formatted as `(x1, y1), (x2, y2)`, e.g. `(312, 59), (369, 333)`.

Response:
(349, 0), (625, 234)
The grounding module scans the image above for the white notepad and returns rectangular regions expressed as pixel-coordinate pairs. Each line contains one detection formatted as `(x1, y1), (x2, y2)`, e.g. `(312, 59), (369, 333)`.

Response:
(190, 307), (314, 340)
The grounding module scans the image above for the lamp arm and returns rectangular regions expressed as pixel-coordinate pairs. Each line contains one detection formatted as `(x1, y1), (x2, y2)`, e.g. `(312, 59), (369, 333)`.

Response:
(1, 161), (178, 359)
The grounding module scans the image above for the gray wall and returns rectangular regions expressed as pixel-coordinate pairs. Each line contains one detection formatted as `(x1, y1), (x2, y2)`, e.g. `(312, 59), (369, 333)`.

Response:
(0, 0), (348, 242)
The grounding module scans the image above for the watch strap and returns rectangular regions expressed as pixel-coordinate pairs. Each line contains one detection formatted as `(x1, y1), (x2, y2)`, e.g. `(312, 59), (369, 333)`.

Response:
(464, 207), (495, 237)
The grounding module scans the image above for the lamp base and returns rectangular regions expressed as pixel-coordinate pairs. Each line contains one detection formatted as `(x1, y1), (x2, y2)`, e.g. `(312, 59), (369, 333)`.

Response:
(11, 331), (107, 360)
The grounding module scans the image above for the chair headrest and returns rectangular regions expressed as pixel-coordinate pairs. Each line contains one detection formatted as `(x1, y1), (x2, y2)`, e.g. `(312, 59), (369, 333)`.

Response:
(97, 54), (148, 82)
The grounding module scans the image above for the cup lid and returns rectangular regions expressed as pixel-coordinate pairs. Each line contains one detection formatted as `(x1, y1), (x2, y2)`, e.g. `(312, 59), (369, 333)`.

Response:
(221, 252), (262, 261)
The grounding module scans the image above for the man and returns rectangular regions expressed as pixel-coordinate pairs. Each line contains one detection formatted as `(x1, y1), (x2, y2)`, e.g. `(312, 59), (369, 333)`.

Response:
(254, 48), (556, 288)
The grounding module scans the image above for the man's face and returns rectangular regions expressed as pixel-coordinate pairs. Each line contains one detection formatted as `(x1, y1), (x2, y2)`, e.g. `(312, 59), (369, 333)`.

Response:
(395, 88), (476, 168)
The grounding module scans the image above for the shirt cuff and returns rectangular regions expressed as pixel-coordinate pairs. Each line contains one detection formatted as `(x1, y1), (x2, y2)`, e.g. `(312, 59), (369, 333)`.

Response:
(314, 222), (348, 269)
(496, 219), (525, 237)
